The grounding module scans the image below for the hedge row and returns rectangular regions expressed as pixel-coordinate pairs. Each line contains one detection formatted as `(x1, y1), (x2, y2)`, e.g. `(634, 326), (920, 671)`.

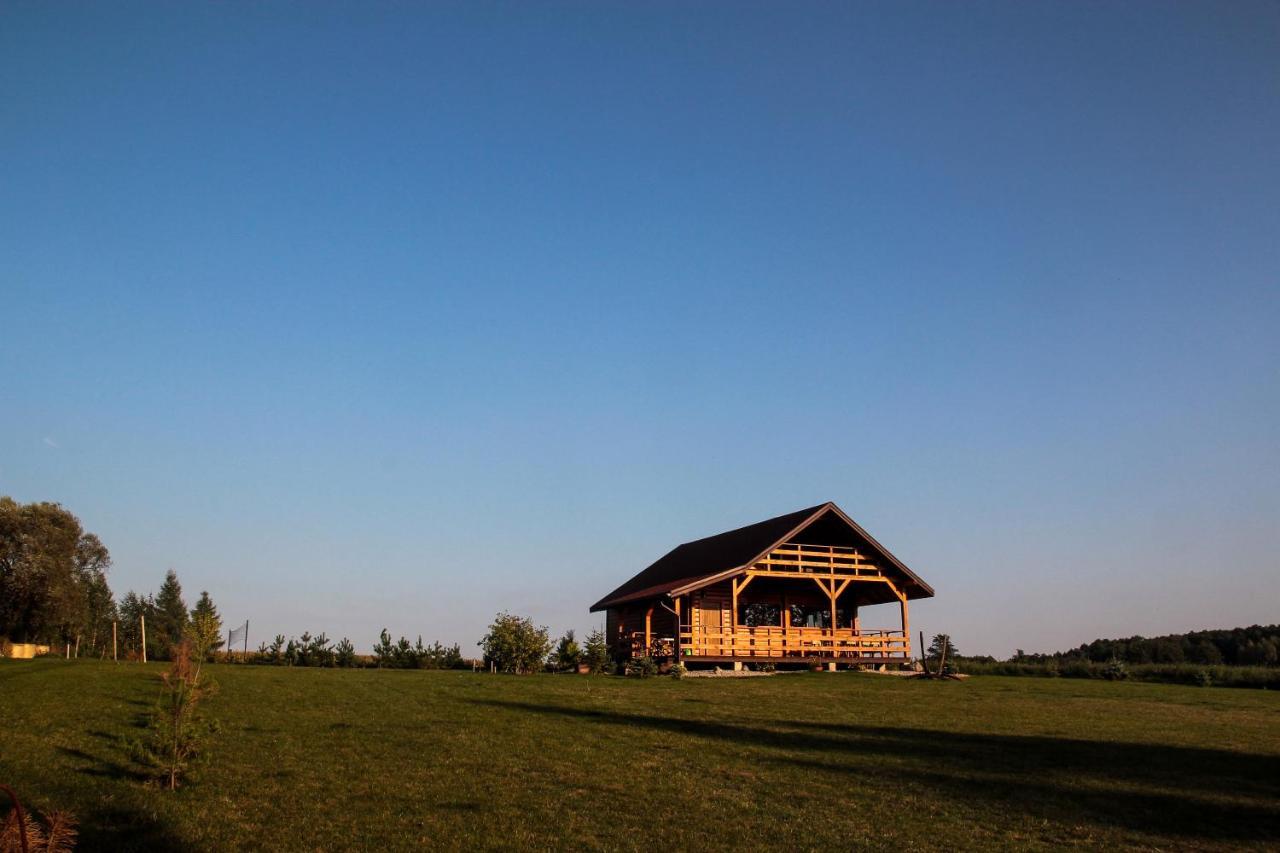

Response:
(962, 659), (1279, 689)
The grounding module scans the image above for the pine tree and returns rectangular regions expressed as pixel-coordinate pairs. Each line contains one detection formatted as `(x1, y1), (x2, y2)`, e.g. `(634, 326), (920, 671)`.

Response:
(190, 591), (224, 654)
(584, 627), (611, 674)
(154, 570), (189, 656)
(553, 629), (581, 671)
(926, 635), (957, 660)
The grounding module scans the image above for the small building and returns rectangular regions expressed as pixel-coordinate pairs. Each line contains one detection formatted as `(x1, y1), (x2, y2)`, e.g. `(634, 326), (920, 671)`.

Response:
(590, 502), (933, 668)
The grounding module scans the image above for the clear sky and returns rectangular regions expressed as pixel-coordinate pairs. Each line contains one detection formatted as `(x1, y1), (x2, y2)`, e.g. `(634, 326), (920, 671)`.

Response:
(3, 3), (1277, 656)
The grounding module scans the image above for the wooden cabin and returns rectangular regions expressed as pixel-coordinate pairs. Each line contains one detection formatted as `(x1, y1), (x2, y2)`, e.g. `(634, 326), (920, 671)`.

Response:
(590, 502), (933, 668)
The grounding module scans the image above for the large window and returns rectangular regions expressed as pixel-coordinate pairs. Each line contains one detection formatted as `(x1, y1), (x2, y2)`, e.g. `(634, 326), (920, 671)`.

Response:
(738, 602), (856, 629)
(789, 605), (855, 629)
(738, 603), (781, 627)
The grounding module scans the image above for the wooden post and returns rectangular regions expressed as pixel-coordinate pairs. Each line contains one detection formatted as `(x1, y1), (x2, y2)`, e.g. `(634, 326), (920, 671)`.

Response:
(781, 592), (790, 657)
(674, 597), (682, 660)
(140, 613), (147, 664)
(644, 606), (653, 655)
(112, 621), (118, 663)
(730, 579), (739, 658)
(900, 597), (910, 655)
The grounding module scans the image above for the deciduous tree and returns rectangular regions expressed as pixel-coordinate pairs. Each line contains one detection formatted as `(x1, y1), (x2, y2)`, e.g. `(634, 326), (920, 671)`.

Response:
(479, 612), (551, 674)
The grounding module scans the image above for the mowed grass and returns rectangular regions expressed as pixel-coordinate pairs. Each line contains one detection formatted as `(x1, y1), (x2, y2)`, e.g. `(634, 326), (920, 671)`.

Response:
(1, 661), (1278, 851)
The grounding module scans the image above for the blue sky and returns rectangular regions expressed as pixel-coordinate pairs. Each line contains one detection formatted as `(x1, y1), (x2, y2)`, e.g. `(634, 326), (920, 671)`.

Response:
(3, 3), (1277, 655)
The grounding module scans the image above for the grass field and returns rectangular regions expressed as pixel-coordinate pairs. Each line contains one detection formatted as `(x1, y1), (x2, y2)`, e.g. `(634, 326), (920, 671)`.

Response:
(1, 661), (1278, 851)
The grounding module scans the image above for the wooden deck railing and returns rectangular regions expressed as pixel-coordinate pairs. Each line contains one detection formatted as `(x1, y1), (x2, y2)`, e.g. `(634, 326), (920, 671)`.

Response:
(752, 542), (887, 581)
(631, 628), (910, 660)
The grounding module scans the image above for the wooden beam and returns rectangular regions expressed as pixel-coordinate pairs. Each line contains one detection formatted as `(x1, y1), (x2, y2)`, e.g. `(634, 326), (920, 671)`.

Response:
(883, 577), (907, 603)
(674, 597), (682, 659)
(747, 568), (888, 583)
(645, 606), (653, 654)
(730, 581), (739, 656)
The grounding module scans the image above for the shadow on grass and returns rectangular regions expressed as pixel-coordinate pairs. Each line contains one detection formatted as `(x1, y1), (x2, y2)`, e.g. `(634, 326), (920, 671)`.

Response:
(473, 699), (1280, 843)
(0, 803), (184, 853)
(55, 745), (146, 783)
(76, 805), (187, 852)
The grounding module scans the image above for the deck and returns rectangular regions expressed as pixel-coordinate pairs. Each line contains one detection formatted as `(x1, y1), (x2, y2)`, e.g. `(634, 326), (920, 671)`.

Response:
(631, 627), (910, 661)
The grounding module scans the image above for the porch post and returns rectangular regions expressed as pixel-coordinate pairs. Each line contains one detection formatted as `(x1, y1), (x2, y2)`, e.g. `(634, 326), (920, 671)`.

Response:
(900, 598), (910, 657)
(674, 596), (682, 660)
(645, 605), (653, 655)
(781, 592), (789, 657)
(730, 579), (738, 658)
(828, 580), (837, 654)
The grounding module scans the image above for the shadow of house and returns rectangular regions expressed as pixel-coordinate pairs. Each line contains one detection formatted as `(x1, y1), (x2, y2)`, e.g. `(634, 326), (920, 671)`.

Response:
(473, 698), (1280, 843)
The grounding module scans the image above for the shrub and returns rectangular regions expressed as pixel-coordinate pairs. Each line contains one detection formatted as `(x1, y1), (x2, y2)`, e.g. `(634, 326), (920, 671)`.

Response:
(1061, 660), (1094, 679)
(963, 659), (1280, 689)
(1195, 669), (1213, 688)
(478, 612), (551, 674)
(1103, 658), (1128, 681)
(669, 662), (687, 679)
(626, 656), (659, 678)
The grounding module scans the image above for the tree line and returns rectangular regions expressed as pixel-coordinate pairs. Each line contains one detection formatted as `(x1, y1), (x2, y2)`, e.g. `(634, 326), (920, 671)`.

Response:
(0, 497), (224, 661)
(1004, 625), (1280, 668)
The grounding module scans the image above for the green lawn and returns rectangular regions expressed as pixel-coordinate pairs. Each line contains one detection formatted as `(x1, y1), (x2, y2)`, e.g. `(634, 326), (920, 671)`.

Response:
(1, 661), (1277, 850)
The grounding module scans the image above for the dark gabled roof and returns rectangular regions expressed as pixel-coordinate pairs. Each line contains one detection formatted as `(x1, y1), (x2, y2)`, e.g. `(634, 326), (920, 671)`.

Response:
(589, 502), (934, 612)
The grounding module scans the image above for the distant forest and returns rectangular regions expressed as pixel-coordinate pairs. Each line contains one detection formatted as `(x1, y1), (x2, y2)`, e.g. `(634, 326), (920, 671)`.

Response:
(988, 625), (1280, 668)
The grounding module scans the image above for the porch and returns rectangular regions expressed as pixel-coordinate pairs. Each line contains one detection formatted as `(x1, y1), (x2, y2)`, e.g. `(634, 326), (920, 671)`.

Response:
(630, 626), (910, 661)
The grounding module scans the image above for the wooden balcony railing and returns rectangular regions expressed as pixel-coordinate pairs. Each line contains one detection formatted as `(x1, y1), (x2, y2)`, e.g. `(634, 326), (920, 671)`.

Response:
(631, 628), (910, 660)
(751, 542), (887, 581)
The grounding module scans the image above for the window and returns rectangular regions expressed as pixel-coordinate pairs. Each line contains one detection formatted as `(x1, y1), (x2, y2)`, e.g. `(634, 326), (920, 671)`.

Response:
(739, 603), (781, 627)
(789, 605), (855, 629)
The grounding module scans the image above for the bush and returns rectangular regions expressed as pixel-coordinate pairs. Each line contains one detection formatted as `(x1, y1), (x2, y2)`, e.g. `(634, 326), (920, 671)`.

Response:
(669, 662), (687, 679)
(963, 659), (1280, 689)
(1103, 658), (1129, 681)
(479, 612), (551, 674)
(625, 656), (659, 678)
(1195, 669), (1213, 688)
(1061, 660), (1095, 679)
